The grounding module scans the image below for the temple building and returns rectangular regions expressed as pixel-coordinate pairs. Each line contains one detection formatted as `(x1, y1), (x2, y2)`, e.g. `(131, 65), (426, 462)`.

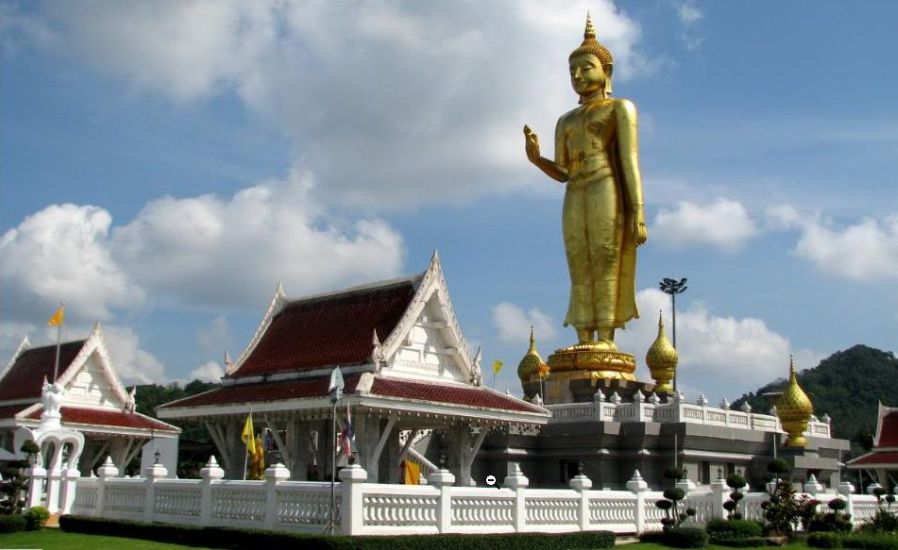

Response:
(157, 253), (549, 483)
(846, 402), (898, 492)
(492, 314), (848, 490)
(0, 324), (180, 474)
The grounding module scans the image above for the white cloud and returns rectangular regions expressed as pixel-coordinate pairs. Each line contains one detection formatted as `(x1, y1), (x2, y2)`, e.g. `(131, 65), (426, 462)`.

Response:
(0, 204), (145, 320)
(492, 302), (557, 345)
(617, 288), (820, 398)
(652, 199), (757, 250)
(6, 1), (654, 208)
(112, 169), (405, 307)
(793, 215), (898, 282)
(675, 2), (703, 25)
(100, 325), (168, 385)
(188, 360), (225, 383)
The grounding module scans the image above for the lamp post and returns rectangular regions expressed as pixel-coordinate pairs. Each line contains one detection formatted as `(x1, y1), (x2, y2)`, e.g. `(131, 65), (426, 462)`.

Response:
(659, 277), (687, 392)
(326, 366), (344, 535)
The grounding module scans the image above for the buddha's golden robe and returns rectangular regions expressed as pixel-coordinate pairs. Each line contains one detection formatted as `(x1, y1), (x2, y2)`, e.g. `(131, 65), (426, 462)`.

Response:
(555, 98), (639, 331)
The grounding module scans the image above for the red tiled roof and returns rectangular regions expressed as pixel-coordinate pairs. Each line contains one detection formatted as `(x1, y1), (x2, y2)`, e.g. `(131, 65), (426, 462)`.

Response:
(877, 411), (898, 447)
(159, 374), (543, 416)
(371, 377), (545, 414)
(848, 451), (898, 467)
(0, 404), (28, 420)
(232, 278), (418, 379)
(26, 406), (178, 433)
(159, 375), (361, 409)
(0, 341), (85, 401)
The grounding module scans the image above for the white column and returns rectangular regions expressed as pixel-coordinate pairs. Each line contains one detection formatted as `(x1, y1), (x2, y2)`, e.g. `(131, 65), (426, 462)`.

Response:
(627, 470), (649, 534)
(428, 467), (456, 533)
(338, 462), (368, 535)
(26, 465), (47, 509)
(59, 466), (81, 514)
(142, 460), (168, 522)
(838, 481), (855, 520)
(46, 465), (63, 514)
(569, 469), (593, 531)
(710, 474), (727, 519)
(264, 462), (291, 529)
(504, 462), (530, 532)
(96, 456), (119, 517)
(199, 456), (224, 526)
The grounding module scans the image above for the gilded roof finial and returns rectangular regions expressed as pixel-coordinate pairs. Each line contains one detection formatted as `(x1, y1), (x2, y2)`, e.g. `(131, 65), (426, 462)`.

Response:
(528, 325), (536, 352)
(776, 356), (814, 448)
(646, 310), (677, 394)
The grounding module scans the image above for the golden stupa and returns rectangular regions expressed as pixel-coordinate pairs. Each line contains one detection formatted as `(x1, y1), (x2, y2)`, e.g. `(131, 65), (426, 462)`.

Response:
(645, 311), (677, 394)
(517, 327), (547, 383)
(775, 356), (814, 447)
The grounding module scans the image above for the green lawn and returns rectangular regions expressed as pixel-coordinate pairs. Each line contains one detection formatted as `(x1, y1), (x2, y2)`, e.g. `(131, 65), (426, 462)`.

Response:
(0, 529), (215, 550)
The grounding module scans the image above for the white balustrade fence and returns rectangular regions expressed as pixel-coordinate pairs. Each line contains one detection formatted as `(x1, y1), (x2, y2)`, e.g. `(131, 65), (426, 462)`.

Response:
(64, 458), (883, 536)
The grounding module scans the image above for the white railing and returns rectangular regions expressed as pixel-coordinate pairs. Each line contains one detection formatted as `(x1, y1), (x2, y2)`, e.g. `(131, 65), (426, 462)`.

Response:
(546, 398), (832, 439)
(66, 458), (883, 536)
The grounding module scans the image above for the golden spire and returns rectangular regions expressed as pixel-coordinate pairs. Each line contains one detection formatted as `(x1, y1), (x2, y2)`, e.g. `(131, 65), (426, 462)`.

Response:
(517, 326), (546, 382)
(584, 11), (596, 39)
(645, 310), (677, 394)
(775, 355), (814, 447)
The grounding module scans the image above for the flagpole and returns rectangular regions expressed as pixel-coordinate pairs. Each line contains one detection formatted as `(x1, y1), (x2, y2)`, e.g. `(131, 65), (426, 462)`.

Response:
(52, 301), (65, 383)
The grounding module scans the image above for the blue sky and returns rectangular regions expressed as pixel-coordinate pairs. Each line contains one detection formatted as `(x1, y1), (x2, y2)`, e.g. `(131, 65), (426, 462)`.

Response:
(2, 1), (898, 403)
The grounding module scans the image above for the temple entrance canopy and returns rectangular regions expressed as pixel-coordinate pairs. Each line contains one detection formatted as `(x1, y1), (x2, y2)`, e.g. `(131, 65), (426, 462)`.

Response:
(158, 253), (549, 483)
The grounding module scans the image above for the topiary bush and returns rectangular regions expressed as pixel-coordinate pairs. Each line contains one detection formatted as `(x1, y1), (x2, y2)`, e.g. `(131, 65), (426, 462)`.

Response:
(809, 498), (853, 534)
(706, 518), (763, 541)
(725, 474), (747, 520)
(808, 532), (843, 548)
(0, 514), (26, 533)
(24, 506), (50, 530)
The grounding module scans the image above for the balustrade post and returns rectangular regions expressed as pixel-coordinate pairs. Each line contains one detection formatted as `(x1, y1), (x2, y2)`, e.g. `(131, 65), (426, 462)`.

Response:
(428, 467), (456, 533)
(504, 462), (530, 532)
(26, 465), (47, 509)
(803, 474), (824, 496)
(710, 474), (727, 519)
(142, 460), (168, 522)
(569, 467), (592, 531)
(199, 456), (224, 526)
(264, 463), (291, 529)
(838, 481), (855, 520)
(627, 470), (649, 534)
(59, 465), (81, 514)
(339, 463), (368, 535)
(96, 456), (119, 517)
(46, 466), (63, 514)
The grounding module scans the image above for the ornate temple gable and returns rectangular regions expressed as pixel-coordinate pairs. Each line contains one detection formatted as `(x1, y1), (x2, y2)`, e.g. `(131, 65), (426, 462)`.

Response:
(380, 252), (481, 386)
(55, 324), (130, 410)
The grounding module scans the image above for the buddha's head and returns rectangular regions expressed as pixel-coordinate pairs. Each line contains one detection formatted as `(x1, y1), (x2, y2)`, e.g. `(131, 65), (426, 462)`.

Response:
(569, 13), (613, 98)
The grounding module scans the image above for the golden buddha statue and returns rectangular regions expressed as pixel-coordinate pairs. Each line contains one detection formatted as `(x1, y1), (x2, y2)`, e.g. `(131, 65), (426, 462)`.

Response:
(524, 14), (646, 351)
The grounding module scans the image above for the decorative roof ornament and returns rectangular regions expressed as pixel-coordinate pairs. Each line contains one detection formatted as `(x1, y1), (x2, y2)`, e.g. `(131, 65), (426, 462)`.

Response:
(517, 326), (548, 383)
(645, 310), (677, 394)
(775, 355), (814, 447)
(569, 12), (614, 73)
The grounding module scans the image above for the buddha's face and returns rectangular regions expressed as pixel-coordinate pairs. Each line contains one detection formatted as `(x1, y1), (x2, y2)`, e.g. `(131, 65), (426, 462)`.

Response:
(569, 54), (606, 97)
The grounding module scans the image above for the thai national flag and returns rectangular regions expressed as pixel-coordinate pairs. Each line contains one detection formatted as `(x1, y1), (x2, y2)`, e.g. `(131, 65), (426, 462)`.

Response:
(340, 403), (353, 457)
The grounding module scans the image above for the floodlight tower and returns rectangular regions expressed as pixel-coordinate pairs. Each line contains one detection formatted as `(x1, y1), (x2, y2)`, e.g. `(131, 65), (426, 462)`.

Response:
(658, 277), (687, 392)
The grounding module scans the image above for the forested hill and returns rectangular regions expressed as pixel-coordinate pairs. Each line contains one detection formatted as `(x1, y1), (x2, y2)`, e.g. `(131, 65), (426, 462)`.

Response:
(732, 345), (898, 447)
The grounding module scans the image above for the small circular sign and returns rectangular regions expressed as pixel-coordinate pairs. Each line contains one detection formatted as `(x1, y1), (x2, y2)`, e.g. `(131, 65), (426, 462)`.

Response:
(485, 474), (497, 486)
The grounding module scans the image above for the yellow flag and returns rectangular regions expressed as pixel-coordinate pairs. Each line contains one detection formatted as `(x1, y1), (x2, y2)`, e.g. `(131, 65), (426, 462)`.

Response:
(538, 363), (550, 380)
(241, 414), (256, 455)
(47, 304), (65, 327)
(492, 359), (503, 375)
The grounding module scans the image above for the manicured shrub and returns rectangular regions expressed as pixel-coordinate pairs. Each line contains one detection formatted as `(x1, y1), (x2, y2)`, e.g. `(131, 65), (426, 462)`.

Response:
(808, 532), (842, 548)
(59, 515), (617, 549)
(841, 533), (898, 550)
(24, 506), (50, 530)
(0, 514), (26, 533)
(661, 526), (708, 548)
(706, 518), (763, 541)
